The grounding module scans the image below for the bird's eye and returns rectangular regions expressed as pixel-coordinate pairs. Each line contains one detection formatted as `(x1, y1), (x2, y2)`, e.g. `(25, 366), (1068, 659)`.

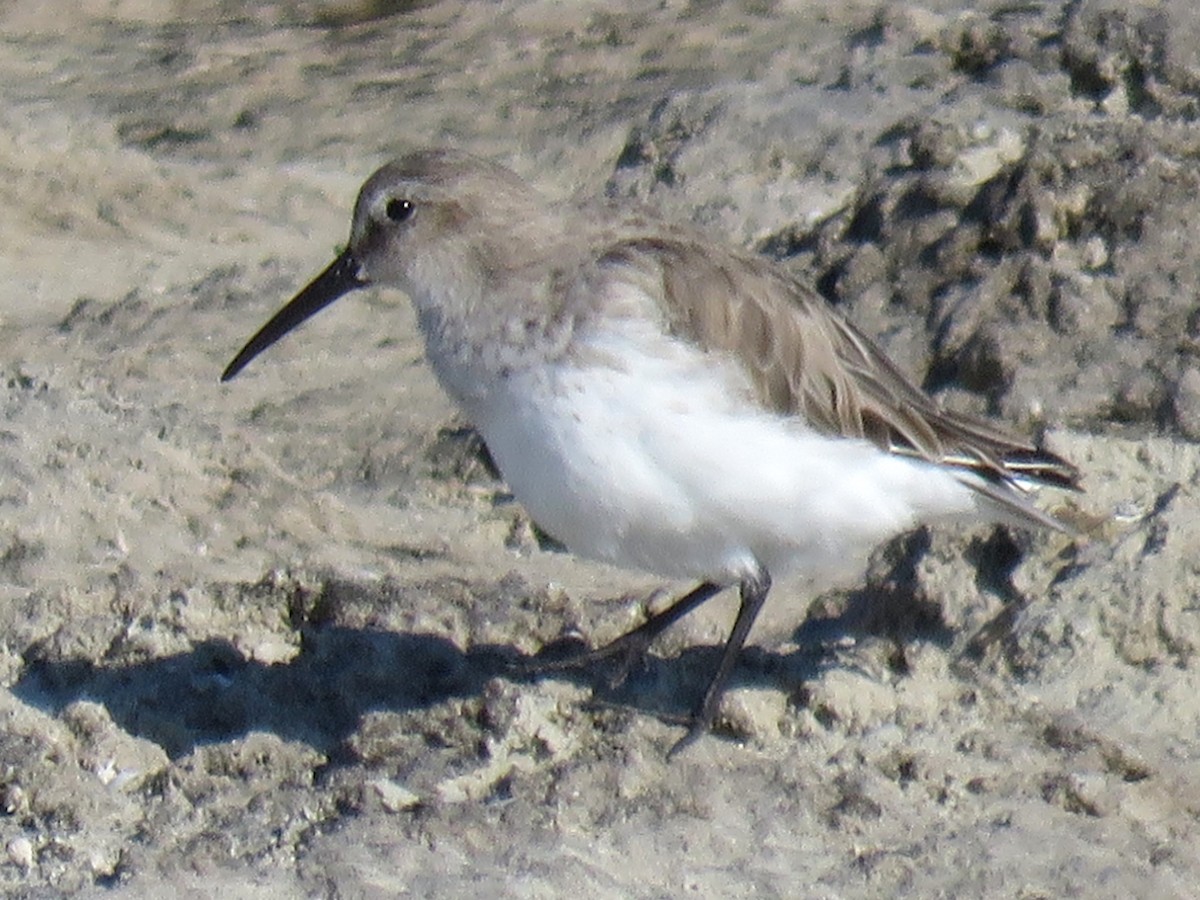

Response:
(385, 198), (415, 223)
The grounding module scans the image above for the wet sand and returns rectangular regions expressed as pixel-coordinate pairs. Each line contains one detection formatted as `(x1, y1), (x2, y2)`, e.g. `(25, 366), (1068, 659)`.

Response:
(1, 2), (1198, 895)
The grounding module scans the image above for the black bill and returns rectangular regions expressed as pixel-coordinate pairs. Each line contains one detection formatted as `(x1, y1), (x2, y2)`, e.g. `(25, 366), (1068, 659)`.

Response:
(221, 249), (365, 382)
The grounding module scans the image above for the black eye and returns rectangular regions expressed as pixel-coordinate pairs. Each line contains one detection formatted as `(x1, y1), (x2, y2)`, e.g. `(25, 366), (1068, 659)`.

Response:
(385, 198), (415, 223)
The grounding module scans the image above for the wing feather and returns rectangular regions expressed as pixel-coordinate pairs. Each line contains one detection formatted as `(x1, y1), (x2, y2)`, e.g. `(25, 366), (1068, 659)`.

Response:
(591, 231), (1079, 529)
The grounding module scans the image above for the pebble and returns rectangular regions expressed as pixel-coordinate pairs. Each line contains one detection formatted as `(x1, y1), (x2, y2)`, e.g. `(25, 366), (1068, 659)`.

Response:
(369, 778), (421, 813)
(6, 836), (33, 869)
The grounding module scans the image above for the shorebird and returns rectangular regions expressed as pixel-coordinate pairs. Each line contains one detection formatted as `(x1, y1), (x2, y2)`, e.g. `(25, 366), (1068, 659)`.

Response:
(222, 149), (1079, 754)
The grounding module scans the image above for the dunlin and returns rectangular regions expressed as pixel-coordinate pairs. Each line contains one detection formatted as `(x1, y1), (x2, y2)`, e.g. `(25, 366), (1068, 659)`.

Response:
(222, 149), (1079, 753)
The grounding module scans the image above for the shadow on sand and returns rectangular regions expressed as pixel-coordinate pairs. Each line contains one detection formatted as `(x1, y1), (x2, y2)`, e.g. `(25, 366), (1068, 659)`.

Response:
(12, 528), (982, 760)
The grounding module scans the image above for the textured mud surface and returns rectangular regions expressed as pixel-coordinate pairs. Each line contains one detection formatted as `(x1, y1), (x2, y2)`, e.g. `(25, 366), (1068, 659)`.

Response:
(1, 1), (1199, 896)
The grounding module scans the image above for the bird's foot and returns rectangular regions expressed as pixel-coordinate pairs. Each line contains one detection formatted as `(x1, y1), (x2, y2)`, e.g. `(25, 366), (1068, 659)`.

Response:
(514, 626), (655, 690)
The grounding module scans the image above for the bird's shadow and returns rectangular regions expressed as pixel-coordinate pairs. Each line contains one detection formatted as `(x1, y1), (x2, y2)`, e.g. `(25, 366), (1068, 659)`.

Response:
(11, 620), (844, 761)
(12, 627), (503, 759)
(12, 527), (981, 761)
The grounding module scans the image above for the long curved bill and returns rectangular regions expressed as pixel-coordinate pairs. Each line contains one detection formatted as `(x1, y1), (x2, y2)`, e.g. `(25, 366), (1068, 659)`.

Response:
(221, 249), (366, 382)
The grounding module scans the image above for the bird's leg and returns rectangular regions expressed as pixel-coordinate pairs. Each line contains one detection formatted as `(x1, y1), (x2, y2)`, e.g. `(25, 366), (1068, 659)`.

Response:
(521, 581), (723, 688)
(669, 568), (771, 758)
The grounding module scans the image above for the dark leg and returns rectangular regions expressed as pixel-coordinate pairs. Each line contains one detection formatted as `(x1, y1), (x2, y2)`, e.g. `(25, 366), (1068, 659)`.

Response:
(669, 568), (772, 758)
(521, 581), (724, 688)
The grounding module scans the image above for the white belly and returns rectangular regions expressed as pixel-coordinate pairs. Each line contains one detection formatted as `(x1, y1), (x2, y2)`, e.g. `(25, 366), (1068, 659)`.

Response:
(462, 319), (980, 586)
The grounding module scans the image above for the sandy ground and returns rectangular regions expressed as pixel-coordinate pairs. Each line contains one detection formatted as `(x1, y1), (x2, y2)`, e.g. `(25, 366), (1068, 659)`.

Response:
(1, 0), (1199, 895)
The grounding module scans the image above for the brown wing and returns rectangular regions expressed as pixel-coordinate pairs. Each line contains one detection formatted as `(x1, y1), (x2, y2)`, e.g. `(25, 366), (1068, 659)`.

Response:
(595, 233), (1079, 526)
